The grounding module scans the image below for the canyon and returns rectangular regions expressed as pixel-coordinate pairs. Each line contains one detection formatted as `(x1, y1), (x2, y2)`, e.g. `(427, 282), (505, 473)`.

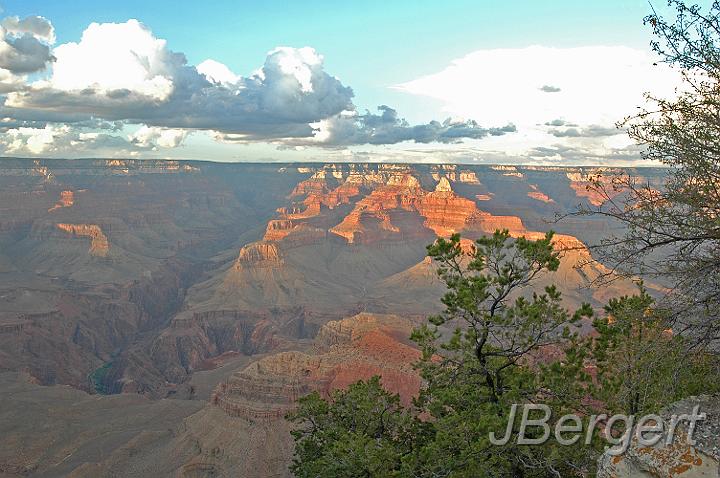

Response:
(0, 159), (666, 477)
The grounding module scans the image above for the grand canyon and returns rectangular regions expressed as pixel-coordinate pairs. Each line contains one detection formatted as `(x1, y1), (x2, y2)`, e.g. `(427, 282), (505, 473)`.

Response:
(0, 159), (665, 477)
(2, 1), (720, 476)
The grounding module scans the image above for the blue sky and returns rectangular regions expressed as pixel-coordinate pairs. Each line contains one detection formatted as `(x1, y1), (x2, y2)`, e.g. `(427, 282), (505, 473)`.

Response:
(0, 1), (704, 163)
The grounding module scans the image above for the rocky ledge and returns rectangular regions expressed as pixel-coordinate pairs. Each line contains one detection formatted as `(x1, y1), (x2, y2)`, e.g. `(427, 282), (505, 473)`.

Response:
(598, 395), (720, 478)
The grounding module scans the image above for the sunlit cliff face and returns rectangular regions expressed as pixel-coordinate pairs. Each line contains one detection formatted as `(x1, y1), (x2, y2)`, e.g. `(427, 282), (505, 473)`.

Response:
(211, 312), (421, 423)
(56, 223), (109, 256)
(48, 190), (74, 212)
(0, 159), (656, 396)
(283, 164), (526, 244)
(265, 163), (591, 246)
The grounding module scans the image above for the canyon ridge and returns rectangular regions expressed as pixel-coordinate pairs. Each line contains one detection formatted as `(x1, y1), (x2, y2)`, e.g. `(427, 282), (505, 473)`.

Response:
(0, 159), (665, 477)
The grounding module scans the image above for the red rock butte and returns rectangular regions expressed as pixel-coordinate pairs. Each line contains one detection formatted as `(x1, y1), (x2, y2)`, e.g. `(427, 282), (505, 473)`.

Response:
(211, 313), (421, 422)
(56, 223), (109, 256)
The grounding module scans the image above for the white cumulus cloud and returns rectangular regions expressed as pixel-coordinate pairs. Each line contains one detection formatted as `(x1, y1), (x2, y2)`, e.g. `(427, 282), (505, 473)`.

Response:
(0, 18), (510, 148)
(393, 45), (682, 163)
(47, 19), (175, 99)
(395, 45), (679, 129)
(129, 125), (188, 148)
(197, 59), (239, 85)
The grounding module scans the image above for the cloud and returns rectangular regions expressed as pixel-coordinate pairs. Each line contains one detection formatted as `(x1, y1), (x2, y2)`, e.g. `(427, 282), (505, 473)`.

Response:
(280, 139), (646, 166)
(295, 105), (516, 146)
(395, 46), (679, 128)
(129, 125), (188, 148)
(539, 85), (561, 93)
(0, 68), (25, 92)
(0, 33), (54, 74)
(4, 22), (355, 138)
(0, 19), (508, 148)
(197, 59), (239, 85)
(0, 123), (188, 157)
(544, 119), (568, 127)
(0, 124), (126, 155)
(0, 15), (54, 76)
(524, 142), (644, 165)
(40, 19), (175, 98)
(547, 124), (621, 137)
(393, 45), (682, 164)
(2, 15), (55, 43)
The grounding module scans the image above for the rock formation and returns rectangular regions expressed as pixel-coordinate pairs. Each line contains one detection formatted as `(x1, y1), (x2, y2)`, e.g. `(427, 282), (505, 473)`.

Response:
(324, 172), (501, 243)
(56, 223), (109, 256)
(236, 241), (283, 266)
(458, 170), (481, 184)
(0, 160), (670, 477)
(48, 190), (75, 212)
(598, 395), (720, 478)
(210, 313), (421, 423)
(527, 184), (554, 203)
(202, 162), (642, 327)
(565, 169), (628, 207)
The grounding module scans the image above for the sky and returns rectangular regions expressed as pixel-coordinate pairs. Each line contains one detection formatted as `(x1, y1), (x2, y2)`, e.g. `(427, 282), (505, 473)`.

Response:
(0, 1), (705, 164)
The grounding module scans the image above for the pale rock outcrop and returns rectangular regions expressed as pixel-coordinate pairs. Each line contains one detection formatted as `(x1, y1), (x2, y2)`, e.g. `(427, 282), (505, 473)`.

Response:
(598, 395), (719, 478)
(459, 170), (481, 184)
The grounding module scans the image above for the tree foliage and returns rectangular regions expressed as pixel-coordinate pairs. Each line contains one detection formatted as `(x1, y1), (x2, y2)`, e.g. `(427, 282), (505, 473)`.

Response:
(590, 284), (720, 417)
(409, 231), (595, 477)
(289, 5), (720, 475)
(289, 377), (425, 478)
(289, 231), (720, 477)
(581, 0), (720, 343)
(290, 231), (599, 477)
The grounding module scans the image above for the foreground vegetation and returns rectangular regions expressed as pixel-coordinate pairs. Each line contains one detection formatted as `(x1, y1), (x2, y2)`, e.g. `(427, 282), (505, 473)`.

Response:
(289, 232), (719, 477)
(289, 2), (720, 476)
